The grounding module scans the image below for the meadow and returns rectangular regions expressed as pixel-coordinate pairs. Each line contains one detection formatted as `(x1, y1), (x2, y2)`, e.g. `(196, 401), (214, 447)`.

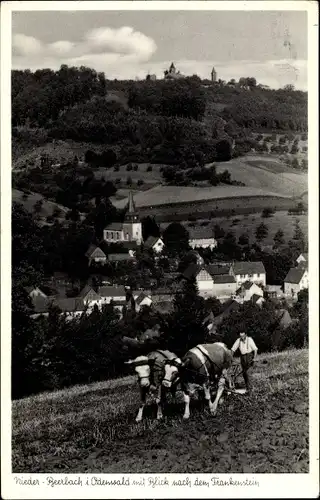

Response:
(12, 189), (69, 221)
(163, 210), (308, 247)
(12, 348), (308, 474)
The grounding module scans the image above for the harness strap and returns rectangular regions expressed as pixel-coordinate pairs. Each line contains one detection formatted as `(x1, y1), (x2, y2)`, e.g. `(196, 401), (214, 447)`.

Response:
(196, 345), (223, 377)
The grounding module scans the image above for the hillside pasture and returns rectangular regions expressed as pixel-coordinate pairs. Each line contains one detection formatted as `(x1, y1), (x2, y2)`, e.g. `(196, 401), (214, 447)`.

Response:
(215, 154), (307, 198)
(12, 189), (69, 221)
(12, 349), (308, 473)
(162, 211), (308, 247)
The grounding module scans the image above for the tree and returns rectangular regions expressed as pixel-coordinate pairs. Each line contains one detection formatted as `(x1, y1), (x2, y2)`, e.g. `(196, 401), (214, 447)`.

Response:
(163, 223), (189, 255)
(165, 279), (208, 356)
(141, 216), (160, 241)
(238, 233), (250, 246)
(216, 139), (232, 162)
(273, 229), (285, 248)
(255, 222), (268, 242)
(34, 199), (43, 213)
(262, 207), (275, 218)
(292, 219), (306, 252)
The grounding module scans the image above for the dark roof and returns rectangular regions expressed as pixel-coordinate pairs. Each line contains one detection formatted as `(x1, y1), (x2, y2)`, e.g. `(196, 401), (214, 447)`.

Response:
(251, 294), (264, 303)
(144, 236), (162, 249)
(79, 285), (100, 300)
(55, 298), (84, 312)
(122, 241), (139, 251)
(108, 253), (133, 262)
(85, 245), (106, 258)
(136, 292), (151, 305)
(233, 261), (266, 275)
(284, 267), (307, 284)
(31, 296), (50, 314)
(207, 264), (232, 276)
(104, 222), (124, 231)
(213, 299), (240, 325)
(98, 285), (126, 297)
(213, 275), (236, 284)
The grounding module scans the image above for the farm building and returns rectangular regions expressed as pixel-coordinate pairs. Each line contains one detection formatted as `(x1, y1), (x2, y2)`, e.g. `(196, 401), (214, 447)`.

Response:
(264, 285), (284, 300)
(108, 252), (136, 263)
(232, 261), (266, 287)
(284, 267), (308, 298)
(85, 245), (107, 266)
(134, 292), (153, 312)
(235, 281), (264, 303)
(189, 237), (217, 250)
(143, 236), (165, 254)
(97, 285), (127, 304)
(296, 253), (308, 267)
(24, 286), (47, 299)
(181, 263), (237, 300)
(78, 285), (101, 309)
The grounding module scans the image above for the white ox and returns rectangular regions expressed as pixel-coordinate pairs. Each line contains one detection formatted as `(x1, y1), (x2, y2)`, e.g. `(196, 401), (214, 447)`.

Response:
(125, 349), (180, 422)
(162, 342), (234, 419)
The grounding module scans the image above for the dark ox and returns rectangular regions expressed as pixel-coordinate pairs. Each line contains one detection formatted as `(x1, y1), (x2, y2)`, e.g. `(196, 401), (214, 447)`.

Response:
(162, 342), (234, 419)
(125, 349), (179, 422)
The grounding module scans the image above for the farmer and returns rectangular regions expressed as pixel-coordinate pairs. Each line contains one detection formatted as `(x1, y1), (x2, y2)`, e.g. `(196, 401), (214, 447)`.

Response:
(231, 332), (258, 393)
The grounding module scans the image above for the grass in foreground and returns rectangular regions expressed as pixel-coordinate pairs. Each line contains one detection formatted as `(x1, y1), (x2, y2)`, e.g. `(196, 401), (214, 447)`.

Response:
(12, 349), (309, 473)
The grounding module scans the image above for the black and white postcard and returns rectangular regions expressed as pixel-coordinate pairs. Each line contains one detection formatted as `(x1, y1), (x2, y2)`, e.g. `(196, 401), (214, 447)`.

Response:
(1, 1), (319, 498)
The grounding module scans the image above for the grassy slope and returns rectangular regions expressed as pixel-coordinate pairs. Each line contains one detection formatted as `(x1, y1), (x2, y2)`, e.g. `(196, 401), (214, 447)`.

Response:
(12, 348), (308, 474)
(216, 154), (307, 198)
(12, 189), (69, 220)
(161, 211), (308, 247)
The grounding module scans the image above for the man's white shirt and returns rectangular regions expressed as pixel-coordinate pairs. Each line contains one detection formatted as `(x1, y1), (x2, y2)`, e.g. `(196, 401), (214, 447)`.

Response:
(232, 337), (258, 355)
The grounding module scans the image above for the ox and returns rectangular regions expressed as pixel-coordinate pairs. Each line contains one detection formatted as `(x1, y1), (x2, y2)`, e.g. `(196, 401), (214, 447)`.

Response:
(125, 349), (180, 422)
(162, 342), (234, 419)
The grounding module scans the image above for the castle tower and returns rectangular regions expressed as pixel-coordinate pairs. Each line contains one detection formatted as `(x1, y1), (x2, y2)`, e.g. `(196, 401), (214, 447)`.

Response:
(122, 191), (142, 244)
(211, 66), (217, 83)
(169, 62), (176, 74)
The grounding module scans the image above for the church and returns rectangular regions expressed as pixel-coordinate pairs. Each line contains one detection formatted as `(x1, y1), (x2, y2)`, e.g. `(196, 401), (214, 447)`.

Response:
(103, 191), (142, 245)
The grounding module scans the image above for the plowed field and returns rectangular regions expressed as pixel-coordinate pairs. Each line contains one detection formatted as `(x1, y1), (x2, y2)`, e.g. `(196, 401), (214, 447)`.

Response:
(12, 349), (308, 473)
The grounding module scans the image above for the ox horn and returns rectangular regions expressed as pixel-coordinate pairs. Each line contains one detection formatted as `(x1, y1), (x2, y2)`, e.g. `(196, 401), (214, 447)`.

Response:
(124, 359), (134, 365)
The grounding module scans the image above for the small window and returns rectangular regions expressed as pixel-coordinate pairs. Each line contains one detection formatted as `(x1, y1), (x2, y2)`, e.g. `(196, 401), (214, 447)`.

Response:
(116, 232), (119, 240)
(111, 232), (114, 240)
(257, 273), (260, 278)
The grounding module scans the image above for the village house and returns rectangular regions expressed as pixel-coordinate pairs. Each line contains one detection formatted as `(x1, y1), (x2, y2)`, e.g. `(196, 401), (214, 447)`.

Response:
(264, 285), (284, 300)
(232, 261), (266, 287)
(235, 281), (264, 304)
(24, 286), (47, 299)
(134, 292), (153, 312)
(97, 285), (127, 304)
(103, 191), (142, 245)
(29, 296), (51, 319)
(181, 263), (237, 300)
(143, 236), (165, 254)
(85, 245), (107, 266)
(296, 252), (308, 267)
(108, 251), (136, 263)
(251, 294), (265, 307)
(78, 285), (101, 311)
(189, 237), (218, 250)
(284, 266), (308, 298)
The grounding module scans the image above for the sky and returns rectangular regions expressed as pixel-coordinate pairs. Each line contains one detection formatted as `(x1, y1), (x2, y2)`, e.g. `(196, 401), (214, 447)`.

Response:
(12, 10), (308, 89)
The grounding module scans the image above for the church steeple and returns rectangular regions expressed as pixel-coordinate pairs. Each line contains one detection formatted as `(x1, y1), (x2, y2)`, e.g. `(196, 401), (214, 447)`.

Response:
(124, 191), (140, 222)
